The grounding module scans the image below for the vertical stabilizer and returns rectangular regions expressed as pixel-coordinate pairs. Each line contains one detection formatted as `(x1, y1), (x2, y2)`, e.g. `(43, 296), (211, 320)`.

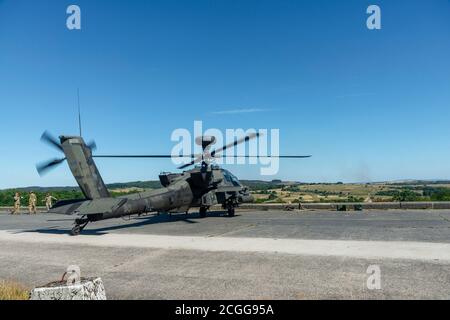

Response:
(60, 136), (110, 199)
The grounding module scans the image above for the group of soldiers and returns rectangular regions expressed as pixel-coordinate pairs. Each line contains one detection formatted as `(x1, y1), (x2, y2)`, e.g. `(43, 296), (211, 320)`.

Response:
(10, 192), (57, 215)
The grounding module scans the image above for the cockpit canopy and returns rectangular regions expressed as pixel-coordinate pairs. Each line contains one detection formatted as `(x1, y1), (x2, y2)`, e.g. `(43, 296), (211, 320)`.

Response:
(221, 169), (242, 187)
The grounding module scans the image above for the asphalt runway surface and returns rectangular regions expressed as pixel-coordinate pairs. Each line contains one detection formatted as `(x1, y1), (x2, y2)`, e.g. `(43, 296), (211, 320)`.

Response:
(0, 209), (449, 299)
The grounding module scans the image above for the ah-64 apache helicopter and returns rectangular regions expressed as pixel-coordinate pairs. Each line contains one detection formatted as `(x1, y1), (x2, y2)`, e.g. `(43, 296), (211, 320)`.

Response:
(37, 131), (310, 235)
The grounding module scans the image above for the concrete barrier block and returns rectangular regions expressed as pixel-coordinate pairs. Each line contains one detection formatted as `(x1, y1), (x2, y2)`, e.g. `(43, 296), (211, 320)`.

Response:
(30, 277), (106, 300)
(399, 202), (432, 210)
(240, 204), (286, 210)
(431, 202), (450, 209)
(301, 203), (335, 210)
(361, 202), (402, 210)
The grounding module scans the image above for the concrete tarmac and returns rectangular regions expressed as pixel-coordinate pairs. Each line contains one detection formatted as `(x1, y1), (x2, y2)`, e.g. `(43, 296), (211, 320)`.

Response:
(0, 209), (449, 299)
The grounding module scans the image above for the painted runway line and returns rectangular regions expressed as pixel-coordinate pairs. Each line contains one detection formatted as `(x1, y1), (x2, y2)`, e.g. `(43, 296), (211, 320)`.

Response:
(1, 230), (450, 262)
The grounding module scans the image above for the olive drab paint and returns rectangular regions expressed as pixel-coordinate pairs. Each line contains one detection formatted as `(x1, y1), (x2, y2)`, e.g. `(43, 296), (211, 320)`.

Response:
(60, 136), (110, 199)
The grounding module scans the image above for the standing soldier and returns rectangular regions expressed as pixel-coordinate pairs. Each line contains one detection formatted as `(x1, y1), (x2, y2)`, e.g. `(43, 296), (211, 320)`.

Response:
(43, 193), (57, 211)
(11, 192), (22, 214)
(28, 191), (37, 214)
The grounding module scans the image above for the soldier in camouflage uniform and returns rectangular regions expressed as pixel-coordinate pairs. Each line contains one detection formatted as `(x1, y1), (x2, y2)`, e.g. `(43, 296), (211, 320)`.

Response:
(11, 192), (21, 214)
(28, 191), (37, 214)
(43, 193), (57, 211)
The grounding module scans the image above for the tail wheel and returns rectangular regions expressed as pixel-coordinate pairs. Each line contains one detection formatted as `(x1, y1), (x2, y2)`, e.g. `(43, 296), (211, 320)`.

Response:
(70, 225), (81, 236)
(227, 207), (235, 217)
(199, 206), (207, 218)
(70, 218), (88, 236)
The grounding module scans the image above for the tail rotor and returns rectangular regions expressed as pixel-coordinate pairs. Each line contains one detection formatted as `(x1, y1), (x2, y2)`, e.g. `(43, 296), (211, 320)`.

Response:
(36, 131), (96, 176)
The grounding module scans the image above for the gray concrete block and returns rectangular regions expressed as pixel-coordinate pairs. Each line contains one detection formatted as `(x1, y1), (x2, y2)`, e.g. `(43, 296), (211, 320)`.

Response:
(361, 202), (401, 210)
(431, 202), (450, 209)
(400, 202), (432, 210)
(30, 277), (106, 300)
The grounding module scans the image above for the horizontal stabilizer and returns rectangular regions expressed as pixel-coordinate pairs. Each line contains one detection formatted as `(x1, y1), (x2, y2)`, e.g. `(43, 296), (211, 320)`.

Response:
(49, 198), (127, 216)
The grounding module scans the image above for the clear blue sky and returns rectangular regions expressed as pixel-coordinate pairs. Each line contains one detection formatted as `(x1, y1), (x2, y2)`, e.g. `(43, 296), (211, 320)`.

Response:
(1, 0), (449, 188)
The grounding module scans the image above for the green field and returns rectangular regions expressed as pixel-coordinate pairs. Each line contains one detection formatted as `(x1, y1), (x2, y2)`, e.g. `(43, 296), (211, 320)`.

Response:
(247, 181), (450, 203)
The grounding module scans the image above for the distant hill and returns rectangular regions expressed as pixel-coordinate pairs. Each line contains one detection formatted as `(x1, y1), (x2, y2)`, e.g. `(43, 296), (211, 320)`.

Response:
(4, 179), (288, 192)
(2, 181), (163, 192)
(106, 180), (163, 189)
(3, 179), (450, 192)
(386, 180), (450, 185)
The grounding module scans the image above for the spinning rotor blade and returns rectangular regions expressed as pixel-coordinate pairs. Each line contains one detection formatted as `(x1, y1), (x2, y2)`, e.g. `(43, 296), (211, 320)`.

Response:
(212, 155), (312, 158)
(36, 158), (66, 176)
(178, 132), (261, 169)
(210, 132), (260, 157)
(37, 130), (96, 176)
(87, 140), (97, 151)
(178, 158), (197, 170)
(92, 154), (197, 170)
(40, 131), (63, 153)
(176, 154), (312, 168)
(93, 155), (195, 158)
(92, 154), (311, 159)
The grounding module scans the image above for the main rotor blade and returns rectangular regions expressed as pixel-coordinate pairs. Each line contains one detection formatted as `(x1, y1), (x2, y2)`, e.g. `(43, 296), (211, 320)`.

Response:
(93, 155), (195, 158)
(210, 132), (260, 157)
(178, 159), (196, 170)
(93, 154), (197, 170)
(177, 132), (263, 169)
(93, 154), (311, 159)
(40, 131), (63, 153)
(176, 154), (311, 169)
(36, 158), (66, 176)
(213, 155), (312, 158)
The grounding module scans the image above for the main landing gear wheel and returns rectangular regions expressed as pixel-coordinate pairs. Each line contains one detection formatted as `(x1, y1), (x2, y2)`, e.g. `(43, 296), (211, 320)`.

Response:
(199, 207), (207, 218)
(227, 207), (235, 217)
